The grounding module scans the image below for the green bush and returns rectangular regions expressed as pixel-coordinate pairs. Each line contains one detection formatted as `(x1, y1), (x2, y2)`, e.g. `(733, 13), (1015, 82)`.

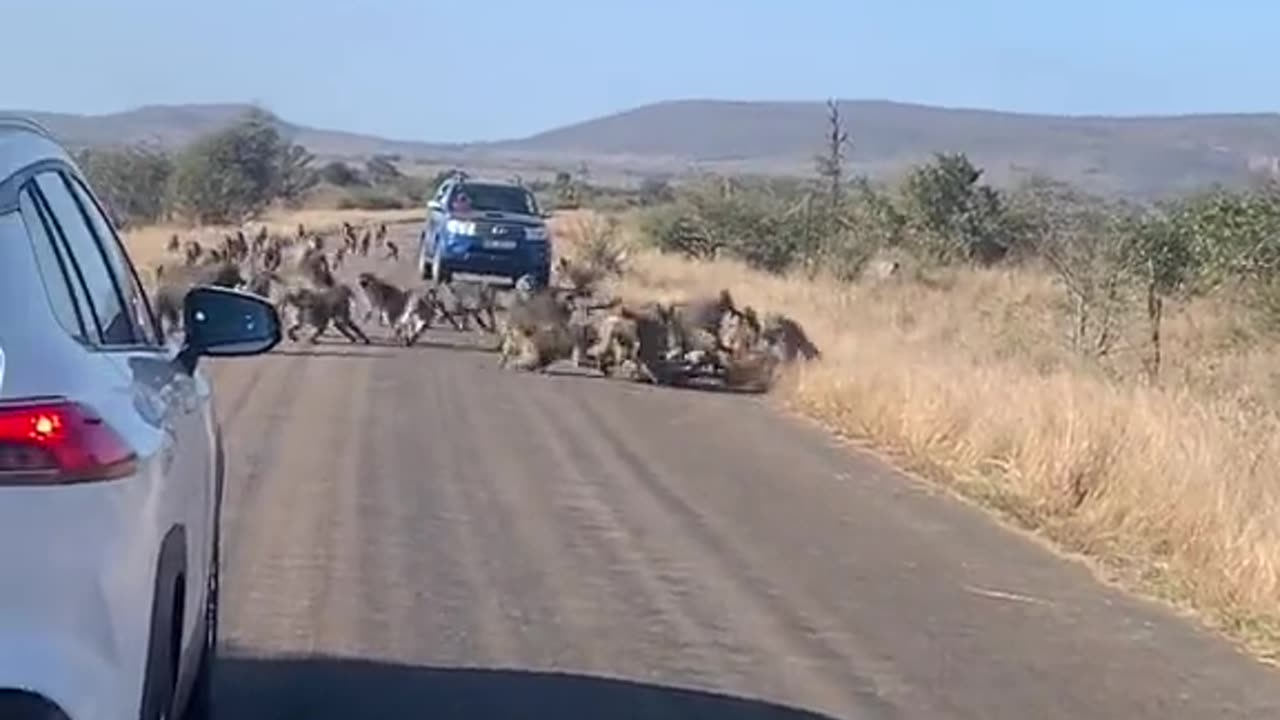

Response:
(169, 108), (300, 224)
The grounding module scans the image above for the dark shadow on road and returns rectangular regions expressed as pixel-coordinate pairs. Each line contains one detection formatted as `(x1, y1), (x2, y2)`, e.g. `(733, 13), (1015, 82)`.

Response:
(667, 376), (773, 396)
(212, 656), (841, 720)
(403, 336), (502, 355)
(270, 347), (397, 359)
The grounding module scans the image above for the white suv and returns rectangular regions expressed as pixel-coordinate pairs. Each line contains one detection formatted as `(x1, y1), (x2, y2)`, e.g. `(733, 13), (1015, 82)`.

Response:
(0, 118), (280, 719)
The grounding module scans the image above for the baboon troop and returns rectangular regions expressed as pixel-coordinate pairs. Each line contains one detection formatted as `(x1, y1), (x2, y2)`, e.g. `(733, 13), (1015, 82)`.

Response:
(491, 256), (823, 391)
(151, 219), (395, 340)
(146, 220), (819, 393)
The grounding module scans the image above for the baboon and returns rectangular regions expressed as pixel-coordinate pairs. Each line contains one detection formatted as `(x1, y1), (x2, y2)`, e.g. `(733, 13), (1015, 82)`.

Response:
(383, 240), (399, 262)
(356, 272), (410, 328)
(564, 298), (627, 371)
(332, 246), (348, 270)
(666, 288), (746, 362)
(298, 245), (335, 288)
(434, 280), (500, 332)
(183, 240), (204, 266)
(231, 230), (250, 262)
(151, 259), (246, 337)
(166, 234), (181, 254)
(376, 223), (387, 244)
(251, 227), (269, 256)
(502, 285), (573, 336)
(342, 222), (357, 252)
(242, 269), (283, 300)
(260, 244), (283, 273)
(394, 286), (444, 346)
(616, 301), (684, 385)
(280, 284), (370, 344)
(296, 223), (307, 241)
(579, 312), (639, 377)
(759, 312), (821, 362)
(359, 229), (371, 256)
(717, 305), (763, 358)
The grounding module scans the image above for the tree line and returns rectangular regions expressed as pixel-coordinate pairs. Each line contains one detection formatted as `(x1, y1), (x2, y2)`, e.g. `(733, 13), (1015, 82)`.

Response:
(75, 108), (433, 228)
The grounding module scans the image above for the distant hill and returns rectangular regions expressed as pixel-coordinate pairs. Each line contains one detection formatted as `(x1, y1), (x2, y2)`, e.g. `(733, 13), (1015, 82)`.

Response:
(10, 100), (1280, 196)
(494, 100), (1280, 196)
(13, 103), (456, 159)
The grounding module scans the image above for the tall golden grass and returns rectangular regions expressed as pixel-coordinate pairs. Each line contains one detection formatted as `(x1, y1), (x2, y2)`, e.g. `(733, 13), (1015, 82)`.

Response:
(551, 210), (1280, 661)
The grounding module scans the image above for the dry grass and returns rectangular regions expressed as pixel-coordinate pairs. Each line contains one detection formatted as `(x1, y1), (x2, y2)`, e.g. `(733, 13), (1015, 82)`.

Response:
(124, 207), (424, 270)
(552, 210), (1280, 661)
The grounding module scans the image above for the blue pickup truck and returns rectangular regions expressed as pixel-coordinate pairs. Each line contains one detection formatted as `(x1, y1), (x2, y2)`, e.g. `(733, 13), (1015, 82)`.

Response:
(418, 176), (553, 287)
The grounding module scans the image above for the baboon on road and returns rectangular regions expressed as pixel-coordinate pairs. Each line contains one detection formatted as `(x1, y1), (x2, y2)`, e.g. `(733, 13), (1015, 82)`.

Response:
(251, 227), (269, 256)
(341, 222), (357, 252)
(667, 289), (740, 353)
(383, 240), (400, 262)
(394, 286), (445, 346)
(663, 289), (756, 372)
(434, 280), (500, 332)
(152, 259), (246, 337)
(357, 272), (409, 327)
(242, 269), (283, 301)
(166, 234), (181, 254)
(616, 301), (686, 385)
(298, 244), (335, 288)
(260, 244), (283, 273)
(578, 312), (639, 377)
(281, 284), (370, 344)
(183, 240), (204, 266)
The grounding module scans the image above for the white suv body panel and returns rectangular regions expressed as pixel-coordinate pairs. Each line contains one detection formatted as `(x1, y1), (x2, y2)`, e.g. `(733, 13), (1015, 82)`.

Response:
(0, 125), (217, 718)
(0, 477), (164, 720)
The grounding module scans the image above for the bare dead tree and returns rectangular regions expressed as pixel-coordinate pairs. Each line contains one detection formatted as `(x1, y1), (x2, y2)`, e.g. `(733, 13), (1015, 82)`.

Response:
(815, 99), (851, 213)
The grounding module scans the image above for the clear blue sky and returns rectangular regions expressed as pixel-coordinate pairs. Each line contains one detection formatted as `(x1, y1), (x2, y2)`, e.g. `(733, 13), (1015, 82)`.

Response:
(7, 0), (1275, 143)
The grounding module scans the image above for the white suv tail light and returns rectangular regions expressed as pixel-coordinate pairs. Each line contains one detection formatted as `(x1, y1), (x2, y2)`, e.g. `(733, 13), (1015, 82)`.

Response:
(0, 398), (137, 485)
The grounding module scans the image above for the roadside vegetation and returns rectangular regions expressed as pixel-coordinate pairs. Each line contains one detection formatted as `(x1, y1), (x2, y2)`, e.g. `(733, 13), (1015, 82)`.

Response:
(558, 101), (1280, 661)
(110, 104), (1280, 660)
